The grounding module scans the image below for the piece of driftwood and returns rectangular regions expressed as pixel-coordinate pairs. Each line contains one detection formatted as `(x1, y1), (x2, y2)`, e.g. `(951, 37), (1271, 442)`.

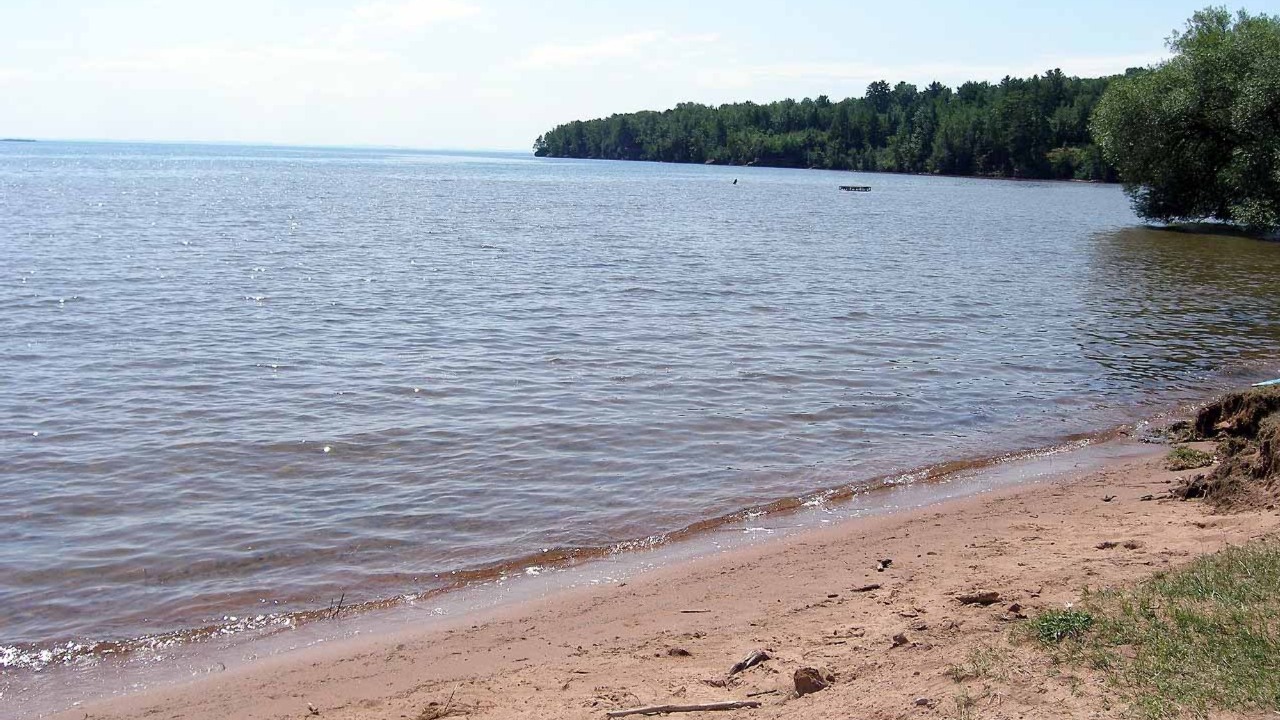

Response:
(679, 609), (712, 614)
(956, 591), (1001, 606)
(606, 700), (762, 717)
(728, 649), (771, 676)
(418, 684), (460, 720)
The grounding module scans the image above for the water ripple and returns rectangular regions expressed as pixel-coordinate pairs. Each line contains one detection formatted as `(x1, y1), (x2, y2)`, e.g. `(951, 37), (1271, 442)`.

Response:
(2, 142), (1280, 672)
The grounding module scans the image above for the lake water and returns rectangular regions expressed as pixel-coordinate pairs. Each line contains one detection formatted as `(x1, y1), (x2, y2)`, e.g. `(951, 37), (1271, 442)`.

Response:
(3, 142), (1280, 685)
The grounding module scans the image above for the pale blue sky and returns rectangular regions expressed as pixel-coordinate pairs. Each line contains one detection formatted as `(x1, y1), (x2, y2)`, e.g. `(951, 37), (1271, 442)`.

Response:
(2, 1), (1274, 150)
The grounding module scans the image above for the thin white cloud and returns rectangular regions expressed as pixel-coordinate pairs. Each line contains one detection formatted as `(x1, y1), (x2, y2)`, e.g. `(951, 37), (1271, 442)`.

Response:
(37, 2), (481, 103)
(693, 53), (1169, 96)
(519, 31), (720, 70)
(334, 0), (480, 43)
(1033, 53), (1168, 78)
(60, 42), (448, 107)
(0, 68), (37, 85)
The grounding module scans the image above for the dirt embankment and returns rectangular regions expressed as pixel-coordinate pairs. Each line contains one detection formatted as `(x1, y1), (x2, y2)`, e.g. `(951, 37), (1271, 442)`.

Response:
(1173, 386), (1280, 509)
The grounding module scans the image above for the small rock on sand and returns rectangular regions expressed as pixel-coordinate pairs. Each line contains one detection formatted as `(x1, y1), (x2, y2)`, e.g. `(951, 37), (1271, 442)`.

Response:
(794, 667), (833, 695)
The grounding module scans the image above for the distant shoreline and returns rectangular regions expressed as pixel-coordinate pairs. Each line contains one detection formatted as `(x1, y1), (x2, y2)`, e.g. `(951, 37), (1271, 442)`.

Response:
(0, 138), (36, 143)
(535, 153), (1119, 185)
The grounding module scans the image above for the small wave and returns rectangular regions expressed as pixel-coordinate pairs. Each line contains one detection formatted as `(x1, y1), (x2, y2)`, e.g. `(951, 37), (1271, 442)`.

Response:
(0, 422), (1134, 677)
(0, 613), (294, 672)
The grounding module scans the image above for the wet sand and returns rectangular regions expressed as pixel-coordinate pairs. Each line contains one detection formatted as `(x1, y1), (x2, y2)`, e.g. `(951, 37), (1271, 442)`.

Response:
(47, 441), (1280, 720)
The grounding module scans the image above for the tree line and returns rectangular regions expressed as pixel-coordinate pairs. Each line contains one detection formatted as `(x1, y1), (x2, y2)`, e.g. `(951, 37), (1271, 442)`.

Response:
(533, 70), (1123, 181)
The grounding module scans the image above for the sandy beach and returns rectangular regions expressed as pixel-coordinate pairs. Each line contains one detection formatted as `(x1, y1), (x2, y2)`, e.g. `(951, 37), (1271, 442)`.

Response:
(46, 439), (1277, 720)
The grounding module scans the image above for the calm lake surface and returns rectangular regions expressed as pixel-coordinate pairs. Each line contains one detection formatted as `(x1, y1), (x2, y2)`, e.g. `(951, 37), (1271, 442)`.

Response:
(3, 142), (1280, 675)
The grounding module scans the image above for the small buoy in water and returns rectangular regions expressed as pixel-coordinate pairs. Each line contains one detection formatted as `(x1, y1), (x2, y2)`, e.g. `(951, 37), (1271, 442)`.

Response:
(732, 178), (738, 185)
(323, 446), (331, 453)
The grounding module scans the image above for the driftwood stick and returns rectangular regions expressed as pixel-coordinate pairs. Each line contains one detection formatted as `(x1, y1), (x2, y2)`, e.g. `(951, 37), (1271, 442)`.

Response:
(441, 683), (458, 716)
(606, 700), (761, 718)
(727, 649), (771, 676)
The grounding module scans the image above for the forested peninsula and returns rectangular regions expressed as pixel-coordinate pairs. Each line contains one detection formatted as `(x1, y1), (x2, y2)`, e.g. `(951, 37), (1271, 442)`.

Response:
(533, 70), (1127, 181)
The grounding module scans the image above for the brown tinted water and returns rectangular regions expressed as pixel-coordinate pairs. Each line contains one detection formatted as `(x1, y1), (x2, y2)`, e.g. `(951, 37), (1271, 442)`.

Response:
(2, 143), (1280, 694)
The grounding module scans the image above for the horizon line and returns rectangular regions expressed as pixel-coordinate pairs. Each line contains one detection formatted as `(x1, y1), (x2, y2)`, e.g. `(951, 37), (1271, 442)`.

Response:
(0, 137), (533, 154)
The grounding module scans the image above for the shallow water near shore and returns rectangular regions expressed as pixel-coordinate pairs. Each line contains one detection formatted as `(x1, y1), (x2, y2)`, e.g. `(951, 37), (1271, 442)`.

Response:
(9, 434), (1161, 718)
(3, 143), (1280, 705)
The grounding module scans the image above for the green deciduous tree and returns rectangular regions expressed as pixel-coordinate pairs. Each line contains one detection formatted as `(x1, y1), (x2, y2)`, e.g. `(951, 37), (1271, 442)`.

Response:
(1092, 7), (1280, 233)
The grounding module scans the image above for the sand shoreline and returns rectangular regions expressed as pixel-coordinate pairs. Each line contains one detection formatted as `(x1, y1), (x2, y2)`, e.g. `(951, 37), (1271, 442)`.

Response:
(33, 438), (1277, 720)
(4, 425), (1139, 693)
(2, 424), (1140, 684)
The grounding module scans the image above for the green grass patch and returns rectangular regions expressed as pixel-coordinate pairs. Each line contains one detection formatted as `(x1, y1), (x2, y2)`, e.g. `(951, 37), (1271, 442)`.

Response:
(1165, 445), (1213, 471)
(1031, 609), (1095, 644)
(1032, 541), (1280, 719)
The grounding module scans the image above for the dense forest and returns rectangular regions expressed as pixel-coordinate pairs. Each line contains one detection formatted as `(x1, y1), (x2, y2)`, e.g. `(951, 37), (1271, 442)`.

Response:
(534, 70), (1131, 181)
